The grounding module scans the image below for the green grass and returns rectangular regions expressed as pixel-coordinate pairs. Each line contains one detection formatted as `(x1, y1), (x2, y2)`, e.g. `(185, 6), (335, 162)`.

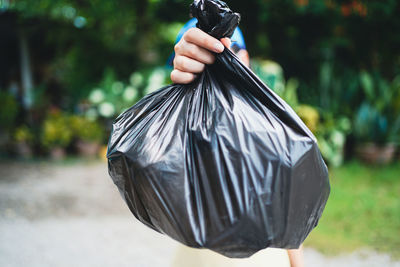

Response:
(305, 161), (400, 258)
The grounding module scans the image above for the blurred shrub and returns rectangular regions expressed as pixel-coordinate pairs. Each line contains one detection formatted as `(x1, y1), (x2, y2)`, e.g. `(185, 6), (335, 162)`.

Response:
(317, 115), (351, 167)
(0, 91), (19, 132)
(254, 59), (349, 166)
(85, 67), (170, 120)
(70, 115), (104, 143)
(41, 111), (73, 148)
(7, 0), (400, 101)
(13, 125), (34, 144)
(7, 0), (182, 106)
(296, 105), (319, 133)
(353, 72), (400, 145)
(4, 0), (400, 161)
(251, 60), (285, 94)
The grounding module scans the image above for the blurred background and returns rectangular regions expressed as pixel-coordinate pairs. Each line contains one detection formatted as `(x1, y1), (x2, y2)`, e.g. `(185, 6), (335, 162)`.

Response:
(0, 0), (399, 266)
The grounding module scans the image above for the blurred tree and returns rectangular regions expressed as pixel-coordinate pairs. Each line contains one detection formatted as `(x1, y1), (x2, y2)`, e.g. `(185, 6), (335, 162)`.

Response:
(5, 0), (185, 107)
(2, 0), (400, 116)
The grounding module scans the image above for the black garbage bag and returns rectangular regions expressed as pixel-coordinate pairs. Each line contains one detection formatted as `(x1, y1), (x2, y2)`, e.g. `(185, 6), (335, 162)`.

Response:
(107, 0), (330, 258)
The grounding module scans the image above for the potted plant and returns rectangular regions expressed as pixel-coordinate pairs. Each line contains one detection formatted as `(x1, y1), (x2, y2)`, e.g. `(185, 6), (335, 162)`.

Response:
(41, 112), (73, 159)
(353, 72), (400, 164)
(315, 114), (351, 167)
(13, 125), (34, 158)
(70, 115), (104, 157)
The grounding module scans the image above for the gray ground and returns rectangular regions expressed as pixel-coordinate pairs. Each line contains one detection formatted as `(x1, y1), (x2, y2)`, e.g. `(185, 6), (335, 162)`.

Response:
(0, 161), (399, 267)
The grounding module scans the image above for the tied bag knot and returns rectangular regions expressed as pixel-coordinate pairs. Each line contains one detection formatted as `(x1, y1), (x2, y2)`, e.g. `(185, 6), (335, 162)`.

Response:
(190, 0), (241, 39)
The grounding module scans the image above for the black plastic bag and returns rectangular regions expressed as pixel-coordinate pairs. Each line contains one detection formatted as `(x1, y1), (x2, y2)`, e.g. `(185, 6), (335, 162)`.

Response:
(107, 0), (330, 258)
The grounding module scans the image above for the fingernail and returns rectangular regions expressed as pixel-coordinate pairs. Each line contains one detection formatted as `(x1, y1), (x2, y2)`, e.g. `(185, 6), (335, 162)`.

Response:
(214, 42), (224, 52)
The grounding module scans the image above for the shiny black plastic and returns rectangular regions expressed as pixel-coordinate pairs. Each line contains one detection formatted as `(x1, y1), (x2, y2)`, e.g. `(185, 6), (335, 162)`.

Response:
(107, 0), (330, 258)
(190, 0), (240, 39)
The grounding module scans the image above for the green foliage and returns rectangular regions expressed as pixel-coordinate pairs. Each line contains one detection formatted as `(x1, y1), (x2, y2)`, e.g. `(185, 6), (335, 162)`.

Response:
(306, 162), (400, 258)
(41, 111), (73, 148)
(254, 59), (349, 166)
(296, 105), (319, 133)
(0, 91), (19, 131)
(8, 0), (182, 104)
(13, 125), (34, 144)
(5, 0), (400, 160)
(251, 59), (299, 107)
(85, 67), (170, 120)
(41, 111), (106, 148)
(317, 115), (351, 167)
(281, 78), (300, 108)
(86, 69), (133, 119)
(253, 1), (400, 106)
(251, 59), (285, 93)
(353, 72), (400, 144)
(353, 103), (388, 144)
(70, 115), (104, 142)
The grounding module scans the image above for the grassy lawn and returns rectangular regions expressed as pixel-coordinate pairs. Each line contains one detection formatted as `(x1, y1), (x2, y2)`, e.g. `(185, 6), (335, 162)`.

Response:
(305, 161), (400, 258)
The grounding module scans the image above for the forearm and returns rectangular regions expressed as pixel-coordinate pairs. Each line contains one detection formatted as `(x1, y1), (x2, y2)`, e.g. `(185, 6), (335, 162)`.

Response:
(287, 245), (304, 267)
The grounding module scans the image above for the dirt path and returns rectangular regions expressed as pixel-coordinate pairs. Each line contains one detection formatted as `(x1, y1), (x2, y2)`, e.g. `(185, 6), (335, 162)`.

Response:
(0, 161), (399, 267)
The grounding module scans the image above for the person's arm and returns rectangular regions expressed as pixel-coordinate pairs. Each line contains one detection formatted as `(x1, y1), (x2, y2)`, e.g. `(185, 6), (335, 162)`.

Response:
(171, 28), (242, 84)
(287, 245), (304, 267)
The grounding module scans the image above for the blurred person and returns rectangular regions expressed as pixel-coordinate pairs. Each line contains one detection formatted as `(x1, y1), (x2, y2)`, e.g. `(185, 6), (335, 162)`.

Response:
(169, 19), (305, 267)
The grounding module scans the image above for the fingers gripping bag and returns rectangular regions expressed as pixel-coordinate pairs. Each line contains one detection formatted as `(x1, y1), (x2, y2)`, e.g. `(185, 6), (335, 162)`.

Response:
(107, 0), (330, 258)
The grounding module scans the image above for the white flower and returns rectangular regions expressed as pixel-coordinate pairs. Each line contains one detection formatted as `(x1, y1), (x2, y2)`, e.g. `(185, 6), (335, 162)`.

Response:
(331, 130), (345, 147)
(85, 108), (98, 121)
(274, 81), (285, 95)
(145, 68), (166, 94)
(261, 60), (283, 76)
(123, 86), (137, 102)
(62, 6), (76, 19)
(331, 153), (343, 167)
(112, 82), (124, 95)
(88, 89), (105, 104)
(98, 102), (115, 118)
(130, 73), (144, 87)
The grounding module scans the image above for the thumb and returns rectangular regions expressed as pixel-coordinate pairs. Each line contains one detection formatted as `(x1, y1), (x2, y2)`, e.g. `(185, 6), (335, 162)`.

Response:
(220, 38), (231, 49)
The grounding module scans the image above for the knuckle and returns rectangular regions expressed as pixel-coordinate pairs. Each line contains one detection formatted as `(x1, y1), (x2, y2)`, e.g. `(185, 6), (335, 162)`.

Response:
(183, 31), (191, 42)
(173, 56), (179, 67)
(185, 28), (203, 44)
(187, 46), (198, 58)
(174, 56), (187, 71)
(174, 43), (180, 53)
(179, 57), (187, 70)
(185, 28), (197, 39)
(173, 56), (181, 68)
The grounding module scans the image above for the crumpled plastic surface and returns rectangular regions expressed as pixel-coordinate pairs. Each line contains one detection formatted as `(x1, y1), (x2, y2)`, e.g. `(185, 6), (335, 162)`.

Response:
(107, 0), (330, 258)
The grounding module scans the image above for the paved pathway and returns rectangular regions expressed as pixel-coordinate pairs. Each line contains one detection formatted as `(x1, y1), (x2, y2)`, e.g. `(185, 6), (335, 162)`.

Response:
(0, 161), (399, 267)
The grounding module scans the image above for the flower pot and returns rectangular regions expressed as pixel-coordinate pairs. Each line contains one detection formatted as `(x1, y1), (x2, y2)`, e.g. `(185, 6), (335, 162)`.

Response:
(50, 147), (66, 160)
(76, 140), (100, 157)
(356, 143), (396, 164)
